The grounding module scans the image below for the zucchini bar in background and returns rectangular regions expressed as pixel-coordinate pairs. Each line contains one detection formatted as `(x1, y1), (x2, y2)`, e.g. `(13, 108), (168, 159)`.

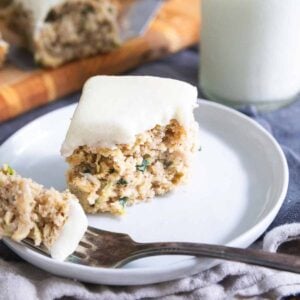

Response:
(0, 165), (88, 260)
(61, 76), (200, 215)
(0, 33), (9, 67)
(7, 0), (120, 67)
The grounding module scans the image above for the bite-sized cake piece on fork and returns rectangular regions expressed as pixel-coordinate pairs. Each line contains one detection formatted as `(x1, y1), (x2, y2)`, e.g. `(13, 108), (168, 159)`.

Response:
(0, 165), (88, 260)
(61, 75), (199, 215)
(6, 0), (120, 67)
(0, 33), (9, 67)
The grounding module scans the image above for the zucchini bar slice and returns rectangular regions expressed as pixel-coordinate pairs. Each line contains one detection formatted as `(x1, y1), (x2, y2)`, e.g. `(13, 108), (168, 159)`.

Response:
(0, 165), (88, 260)
(0, 33), (9, 67)
(8, 0), (120, 67)
(61, 76), (199, 215)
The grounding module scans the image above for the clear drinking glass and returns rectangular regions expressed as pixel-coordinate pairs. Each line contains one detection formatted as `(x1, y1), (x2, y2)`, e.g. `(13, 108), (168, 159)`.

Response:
(200, 0), (300, 110)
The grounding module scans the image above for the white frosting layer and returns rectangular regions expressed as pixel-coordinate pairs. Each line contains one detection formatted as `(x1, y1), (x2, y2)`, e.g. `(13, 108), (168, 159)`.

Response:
(50, 198), (88, 261)
(15, 0), (63, 34)
(61, 76), (198, 157)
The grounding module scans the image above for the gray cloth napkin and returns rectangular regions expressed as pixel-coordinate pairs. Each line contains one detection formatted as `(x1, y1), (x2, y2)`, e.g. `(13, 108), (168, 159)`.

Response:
(1, 47), (300, 299)
(1, 224), (300, 300)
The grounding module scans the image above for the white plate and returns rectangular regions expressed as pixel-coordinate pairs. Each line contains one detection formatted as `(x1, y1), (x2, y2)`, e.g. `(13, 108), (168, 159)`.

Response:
(0, 100), (288, 285)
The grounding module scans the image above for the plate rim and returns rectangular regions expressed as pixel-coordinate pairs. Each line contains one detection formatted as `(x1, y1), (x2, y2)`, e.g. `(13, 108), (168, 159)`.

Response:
(1, 99), (289, 285)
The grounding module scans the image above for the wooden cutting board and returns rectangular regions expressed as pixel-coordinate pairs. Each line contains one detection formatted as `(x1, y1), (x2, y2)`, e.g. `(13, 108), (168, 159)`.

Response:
(0, 0), (200, 122)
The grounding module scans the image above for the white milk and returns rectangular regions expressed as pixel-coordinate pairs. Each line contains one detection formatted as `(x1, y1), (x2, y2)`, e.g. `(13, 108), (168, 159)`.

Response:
(200, 0), (300, 109)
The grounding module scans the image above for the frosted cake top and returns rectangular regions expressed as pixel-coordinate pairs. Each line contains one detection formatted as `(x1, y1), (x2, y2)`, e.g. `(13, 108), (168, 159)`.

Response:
(61, 75), (198, 157)
(15, 0), (64, 32)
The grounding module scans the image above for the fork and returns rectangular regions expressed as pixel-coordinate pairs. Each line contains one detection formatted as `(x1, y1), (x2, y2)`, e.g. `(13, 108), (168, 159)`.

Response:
(22, 226), (300, 272)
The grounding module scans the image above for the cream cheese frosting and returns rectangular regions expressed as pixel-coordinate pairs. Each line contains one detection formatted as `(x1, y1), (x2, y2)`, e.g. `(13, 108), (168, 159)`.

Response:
(15, 0), (63, 35)
(61, 76), (198, 157)
(50, 197), (88, 261)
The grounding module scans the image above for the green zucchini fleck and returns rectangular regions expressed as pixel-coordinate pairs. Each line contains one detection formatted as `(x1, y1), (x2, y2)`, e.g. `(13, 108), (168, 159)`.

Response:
(3, 164), (14, 176)
(117, 178), (128, 185)
(136, 158), (150, 172)
(119, 197), (128, 208)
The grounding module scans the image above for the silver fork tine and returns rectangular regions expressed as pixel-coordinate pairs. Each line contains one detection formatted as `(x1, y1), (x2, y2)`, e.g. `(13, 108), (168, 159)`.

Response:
(67, 226), (139, 267)
(79, 240), (93, 249)
(22, 239), (50, 257)
(87, 226), (130, 237)
(19, 228), (137, 268)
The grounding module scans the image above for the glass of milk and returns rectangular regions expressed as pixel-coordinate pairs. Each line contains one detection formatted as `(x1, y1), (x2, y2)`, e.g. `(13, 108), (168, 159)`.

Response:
(200, 0), (300, 110)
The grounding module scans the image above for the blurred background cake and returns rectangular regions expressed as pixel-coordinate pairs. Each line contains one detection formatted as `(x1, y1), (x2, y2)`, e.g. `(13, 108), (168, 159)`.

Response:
(0, 32), (8, 67)
(5, 0), (120, 67)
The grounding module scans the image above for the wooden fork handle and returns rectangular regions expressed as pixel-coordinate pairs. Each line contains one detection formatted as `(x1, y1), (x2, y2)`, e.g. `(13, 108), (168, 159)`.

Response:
(134, 242), (300, 273)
